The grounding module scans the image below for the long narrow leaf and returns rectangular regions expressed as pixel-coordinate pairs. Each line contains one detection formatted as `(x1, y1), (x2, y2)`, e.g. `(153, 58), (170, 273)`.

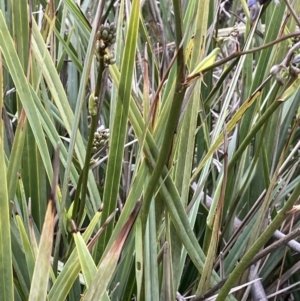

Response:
(95, 0), (140, 259)
(84, 202), (140, 301)
(0, 11), (53, 181)
(28, 199), (56, 301)
(0, 51), (14, 301)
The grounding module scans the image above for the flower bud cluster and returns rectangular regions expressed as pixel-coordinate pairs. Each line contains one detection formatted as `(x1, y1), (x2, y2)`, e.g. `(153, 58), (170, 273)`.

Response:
(92, 125), (110, 153)
(96, 23), (117, 65)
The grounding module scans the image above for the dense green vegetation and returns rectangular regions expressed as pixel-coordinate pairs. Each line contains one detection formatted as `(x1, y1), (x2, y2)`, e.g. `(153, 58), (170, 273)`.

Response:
(1, 0), (300, 300)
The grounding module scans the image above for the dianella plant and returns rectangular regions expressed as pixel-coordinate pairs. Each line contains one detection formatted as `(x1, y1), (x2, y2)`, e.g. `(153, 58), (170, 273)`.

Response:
(1, 0), (300, 300)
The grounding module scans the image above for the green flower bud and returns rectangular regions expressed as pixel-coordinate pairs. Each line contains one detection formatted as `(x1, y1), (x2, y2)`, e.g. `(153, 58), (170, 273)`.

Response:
(101, 29), (109, 39)
(109, 23), (115, 30)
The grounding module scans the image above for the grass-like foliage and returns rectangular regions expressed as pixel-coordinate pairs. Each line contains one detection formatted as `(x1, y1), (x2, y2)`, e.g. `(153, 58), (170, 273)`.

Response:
(1, 0), (300, 300)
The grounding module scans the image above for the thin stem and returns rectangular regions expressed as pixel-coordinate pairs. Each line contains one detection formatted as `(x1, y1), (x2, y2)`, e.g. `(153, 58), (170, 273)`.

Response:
(74, 59), (105, 225)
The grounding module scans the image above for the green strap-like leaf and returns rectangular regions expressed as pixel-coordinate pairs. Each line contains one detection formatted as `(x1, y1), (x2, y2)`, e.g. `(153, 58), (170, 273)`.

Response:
(74, 232), (97, 287)
(28, 199), (55, 301)
(0, 48), (14, 301)
(95, 0), (140, 260)
(0, 11), (53, 182)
